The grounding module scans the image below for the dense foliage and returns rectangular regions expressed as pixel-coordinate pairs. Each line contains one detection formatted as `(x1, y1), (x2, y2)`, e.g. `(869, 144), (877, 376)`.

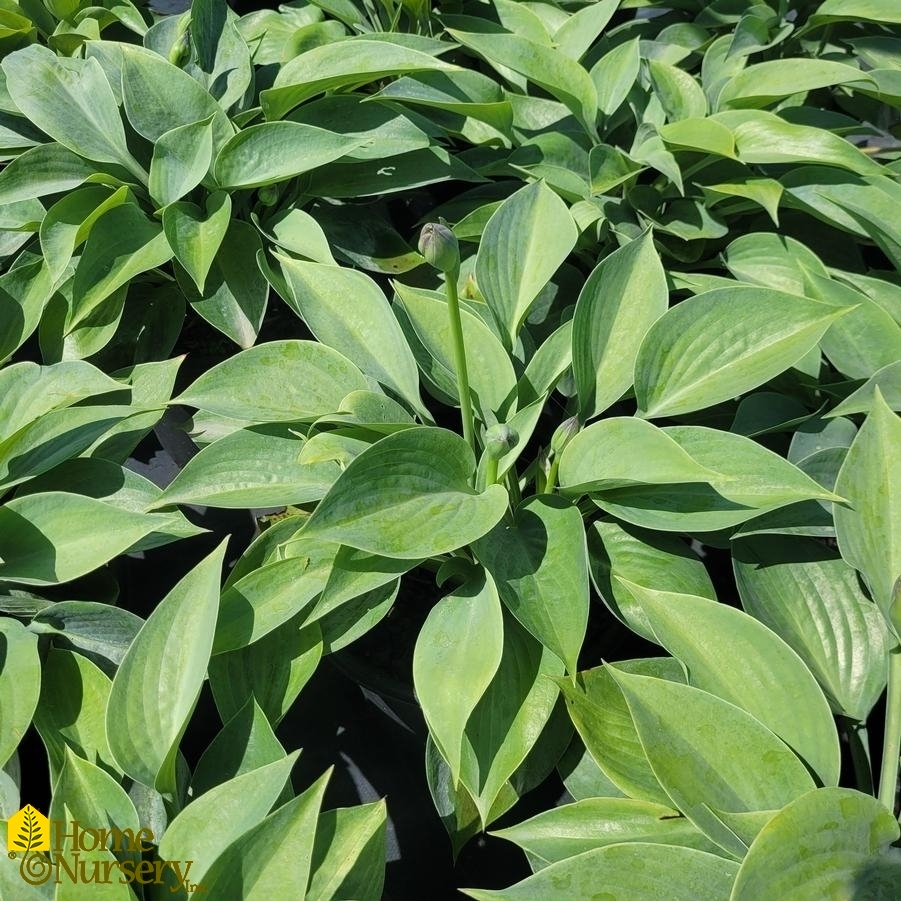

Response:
(1, 0), (901, 897)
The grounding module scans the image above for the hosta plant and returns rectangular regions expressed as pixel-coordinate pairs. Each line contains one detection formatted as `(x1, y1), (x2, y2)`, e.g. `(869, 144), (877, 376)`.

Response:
(2, 0), (901, 898)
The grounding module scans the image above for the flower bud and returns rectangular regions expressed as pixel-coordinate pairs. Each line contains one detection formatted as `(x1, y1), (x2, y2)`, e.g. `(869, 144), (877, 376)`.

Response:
(418, 222), (460, 274)
(257, 184), (279, 207)
(168, 15), (191, 68)
(484, 423), (518, 460)
(550, 415), (579, 457)
(168, 31), (191, 67)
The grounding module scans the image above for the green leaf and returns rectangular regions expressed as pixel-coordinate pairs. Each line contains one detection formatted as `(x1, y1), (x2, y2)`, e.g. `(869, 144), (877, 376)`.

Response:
(0, 197), (43, 233)
(649, 59), (708, 121)
(209, 619), (323, 726)
(106, 543), (225, 794)
(306, 799), (387, 901)
(731, 788), (901, 900)
(193, 698), (288, 796)
(829, 360), (901, 417)
(588, 520), (716, 644)
(12, 457), (204, 553)
(301, 428), (508, 559)
(33, 648), (114, 781)
(734, 536), (891, 721)
(214, 122), (363, 190)
(303, 146), (483, 199)
(665, 425), (843, 510)
(277, 257), (424, 415)
(49, 749), (139, 841)
(287, 93), (433, 161)
(375, 70), (514, 135)
(834, 389), (901, 615)
(700, 178), (782, 225)
(115, 42), (233, 150)
(90, 358), (183, 463)
(475, 180), (577, 347)
(494, 0), (551, 45)
(447, 30), (598, 136)
(157, 753), (299, 885)
(314, 390), (414, 431)
(718, 59), (873, 109)
(659, 117), (736, 158)
(520, 319), (572, 402)
(394, 282), (516, 417)
(2, 46), (141, 179)
(262, 38), (459, 120)
(317, 581), (398, 653)
(715, 109), (884, 177)
(0, 618), (39, 767)
(49, 751), (141, 901)
(212, 539), (338, 653)
(609, 667), (816, 857)
(29, 600), (143, 675)
(559, 659), (685, 806)
(0, 261), (54, 364)
(163, 191), (231, 295)
(623, 585), (840, 787)
(149, 116), (215, 208)
(0, 405), (134, 490)
(789, 416), (858, 465)
(459, 614), (564, 824)
(71, 203), (173, 328)
(462, 843), (739, 901)
(189, 0), (251, 109)
(153, 424), (339, 510)
(586, 144), (641, 194)
(256, 208), (334, 265)
(635, 287), (845, 418)
(492, 797), (723, 866)
(473, 495), (588, 674)
(0, 828), (52, 900)
(39, 186), (130, 286)
(199, 767), (329, 899)
(426, 734), (497, 858)
(181, 218), (268, 349)
(590, 38), (641, 116)
(558, 417), (720, 495)
(0, 143), (103, 205)
(0, 348), (124, 430)
(812, 0), (901, 25)
(413, 569), (504, 783)
(0, 493), (162, 585)
(572, 230), (667, 419)
(806, 274), (901, 381)
(175, 340), (369, 422)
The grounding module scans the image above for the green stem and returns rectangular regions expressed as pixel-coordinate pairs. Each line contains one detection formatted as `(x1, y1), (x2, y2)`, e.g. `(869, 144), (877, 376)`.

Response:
(840, 716), (874, 796)
(878, 646), (901, 817)
(506, 468), (522, 507)
(445, 270), (475, 453)
(485, 455), (498, 487)
(545, 456), (560, 494)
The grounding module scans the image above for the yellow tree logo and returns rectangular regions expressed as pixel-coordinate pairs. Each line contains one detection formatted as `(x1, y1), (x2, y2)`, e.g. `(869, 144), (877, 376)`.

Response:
(7, 805), (52, 885)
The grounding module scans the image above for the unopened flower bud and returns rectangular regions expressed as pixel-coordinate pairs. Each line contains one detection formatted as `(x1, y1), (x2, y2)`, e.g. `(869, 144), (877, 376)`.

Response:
(484, 423), (518, 460)
(168, 15), (191, 67)
(257, 184), (279, 206)
(550, 415), (579, 457)
(418, 222), (460, 274)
